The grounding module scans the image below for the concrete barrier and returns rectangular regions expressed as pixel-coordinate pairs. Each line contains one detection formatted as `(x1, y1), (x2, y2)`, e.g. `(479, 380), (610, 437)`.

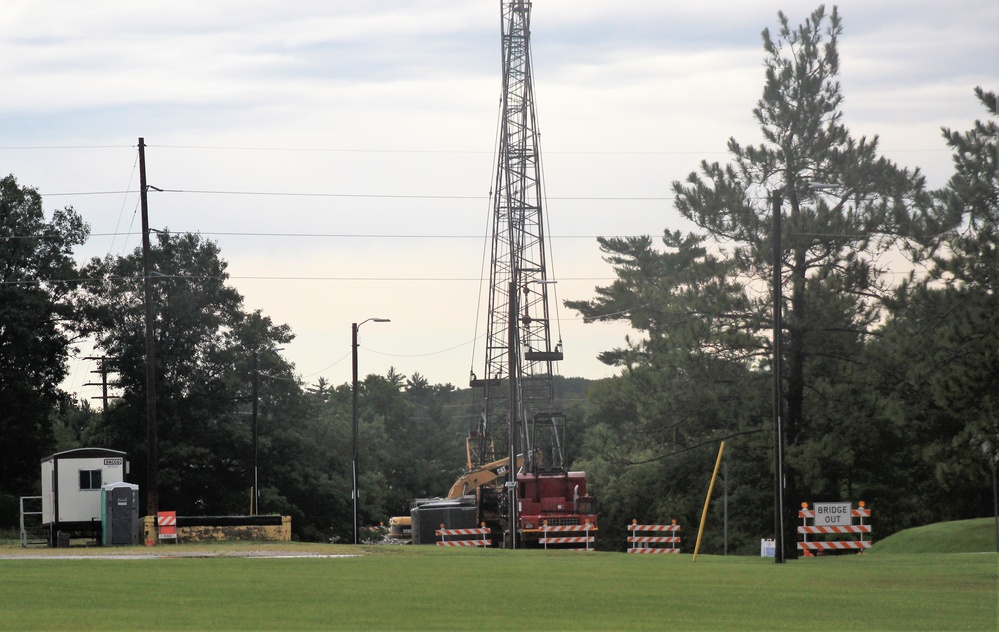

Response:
(144, 515), (292, 544)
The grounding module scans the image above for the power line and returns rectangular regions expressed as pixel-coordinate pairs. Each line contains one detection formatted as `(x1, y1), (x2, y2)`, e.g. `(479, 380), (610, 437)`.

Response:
(0, 143), (949, 154)
(0, 274), (617, 286)
(40, 188), (675, 201)
(42, 191), (136, 197)
(3, 231), (648, 241)
(0, 145), (132, 150)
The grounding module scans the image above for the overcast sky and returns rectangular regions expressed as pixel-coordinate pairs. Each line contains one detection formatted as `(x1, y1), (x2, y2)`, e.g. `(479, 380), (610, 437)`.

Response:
(2, 0), (996, 401)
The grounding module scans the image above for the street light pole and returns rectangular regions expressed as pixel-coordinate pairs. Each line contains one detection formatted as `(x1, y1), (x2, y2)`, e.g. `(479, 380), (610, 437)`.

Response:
(252, 350), (258, 516)
(352, 317), (390, 545)
(251, 346), (282, 517)
(772, 189), (786, 564)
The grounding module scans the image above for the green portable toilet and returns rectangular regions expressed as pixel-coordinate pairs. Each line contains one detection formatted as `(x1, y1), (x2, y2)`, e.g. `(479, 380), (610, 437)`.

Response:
(101, 482), (140, 546)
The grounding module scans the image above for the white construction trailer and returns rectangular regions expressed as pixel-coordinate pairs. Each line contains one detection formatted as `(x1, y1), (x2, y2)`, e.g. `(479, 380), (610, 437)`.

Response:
(41, 448), (129, 546)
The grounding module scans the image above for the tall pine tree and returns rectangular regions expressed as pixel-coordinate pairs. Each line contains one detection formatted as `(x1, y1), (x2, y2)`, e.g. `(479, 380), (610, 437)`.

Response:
(671, 6), (931, 557)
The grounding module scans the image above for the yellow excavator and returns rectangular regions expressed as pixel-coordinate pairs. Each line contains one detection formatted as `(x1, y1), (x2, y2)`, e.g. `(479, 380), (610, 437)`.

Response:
(388, 445), (522, 542)
(446, 453), (523, 500)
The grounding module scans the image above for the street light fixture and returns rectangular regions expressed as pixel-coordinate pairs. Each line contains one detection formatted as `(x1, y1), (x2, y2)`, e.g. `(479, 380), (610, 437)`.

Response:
(352, 318), (390, 545)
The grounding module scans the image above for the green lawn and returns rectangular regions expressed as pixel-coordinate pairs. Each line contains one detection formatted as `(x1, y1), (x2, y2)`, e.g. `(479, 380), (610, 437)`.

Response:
(0, 544), (995, 630)
(869, 517), (998, 555)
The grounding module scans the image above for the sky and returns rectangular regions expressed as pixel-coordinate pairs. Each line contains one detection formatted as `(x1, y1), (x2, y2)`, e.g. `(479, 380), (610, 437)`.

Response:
(2, 0), (996, 402)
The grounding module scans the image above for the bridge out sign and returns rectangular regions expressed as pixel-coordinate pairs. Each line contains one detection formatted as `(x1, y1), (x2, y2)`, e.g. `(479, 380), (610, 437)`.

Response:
(812, 502), (852, 526)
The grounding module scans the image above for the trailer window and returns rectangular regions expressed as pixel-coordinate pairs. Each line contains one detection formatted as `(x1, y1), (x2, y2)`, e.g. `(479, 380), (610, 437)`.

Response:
(79, 469), (102, 490)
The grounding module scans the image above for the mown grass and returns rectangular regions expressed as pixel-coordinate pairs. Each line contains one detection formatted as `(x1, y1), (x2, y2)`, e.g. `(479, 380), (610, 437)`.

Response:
(0, 544), (995, 630)
(869, 517), (998, 555)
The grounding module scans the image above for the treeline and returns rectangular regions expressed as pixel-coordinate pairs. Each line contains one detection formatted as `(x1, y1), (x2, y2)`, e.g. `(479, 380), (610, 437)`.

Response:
(565, 8), (996, 556)
(1, 7), (995, 553)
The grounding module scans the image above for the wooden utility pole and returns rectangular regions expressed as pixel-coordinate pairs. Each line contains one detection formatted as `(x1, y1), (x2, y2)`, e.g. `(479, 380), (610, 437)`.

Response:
(83, 356), (119, 410)
(139, 137), (158, 516)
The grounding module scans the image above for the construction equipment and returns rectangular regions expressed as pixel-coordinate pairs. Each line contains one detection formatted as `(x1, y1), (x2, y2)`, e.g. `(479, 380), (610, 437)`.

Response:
(407, 0), (598, 547)
(460, 0), (598, 547)
(446, 454), (522, 500)
(386, 515), (411, 542)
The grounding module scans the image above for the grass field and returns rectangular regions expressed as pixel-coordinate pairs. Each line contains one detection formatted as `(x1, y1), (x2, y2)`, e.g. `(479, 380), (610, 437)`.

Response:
(0, 541), (995, 631)
(870, 517), (998, 555)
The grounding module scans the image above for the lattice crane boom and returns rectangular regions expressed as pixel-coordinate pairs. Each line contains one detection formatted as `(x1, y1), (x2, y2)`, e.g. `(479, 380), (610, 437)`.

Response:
(473, 0), (564, 478)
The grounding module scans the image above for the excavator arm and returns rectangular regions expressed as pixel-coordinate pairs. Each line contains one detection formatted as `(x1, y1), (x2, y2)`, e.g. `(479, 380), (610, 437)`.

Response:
(446, 454), (523, 500)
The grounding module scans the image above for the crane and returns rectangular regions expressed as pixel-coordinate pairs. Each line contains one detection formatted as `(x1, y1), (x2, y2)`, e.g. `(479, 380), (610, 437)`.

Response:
(467, 0), (596, 548)
(406, 1), (597, 548)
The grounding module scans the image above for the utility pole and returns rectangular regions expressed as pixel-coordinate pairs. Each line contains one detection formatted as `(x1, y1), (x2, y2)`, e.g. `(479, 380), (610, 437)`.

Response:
(83, 356), (119, 410)
(772, 189), (785, 564)
(139, 137), (158, 517)
(723, 459), (728, 556)
(252, 350), (259, 516)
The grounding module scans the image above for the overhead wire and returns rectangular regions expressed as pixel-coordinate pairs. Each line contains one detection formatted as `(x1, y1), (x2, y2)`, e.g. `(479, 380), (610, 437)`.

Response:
(534, 84), (564, 358)
(1, 143), (948, 154)
(42, 188), (675, 201)
(110, 149), (140, 256)
(2, 144), (712, 389)
(3, 231), (639, 241)
(0, 274), (618, 285)
(470, 86), (509, 379)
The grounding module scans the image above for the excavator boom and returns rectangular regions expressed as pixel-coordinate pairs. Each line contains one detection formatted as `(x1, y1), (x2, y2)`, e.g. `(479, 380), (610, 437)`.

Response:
(446, 455), (523, 499)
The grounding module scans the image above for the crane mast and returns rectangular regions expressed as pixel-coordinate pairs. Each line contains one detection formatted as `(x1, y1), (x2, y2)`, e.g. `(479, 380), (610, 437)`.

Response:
(472, 0), (564, 482)
(406, 0), (597, 547)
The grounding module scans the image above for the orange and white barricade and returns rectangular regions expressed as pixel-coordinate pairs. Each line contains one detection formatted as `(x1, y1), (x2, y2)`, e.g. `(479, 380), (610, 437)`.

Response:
(436, 524), (491, 547)
(157, 511), (177, 542)
(798, 502), (872, 554)
(539, 521), (595, 551)
(627, 519), (682, 554)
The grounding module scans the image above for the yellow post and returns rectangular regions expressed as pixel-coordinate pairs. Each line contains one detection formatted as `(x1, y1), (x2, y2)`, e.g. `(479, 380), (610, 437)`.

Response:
(693, 441), (725, 561)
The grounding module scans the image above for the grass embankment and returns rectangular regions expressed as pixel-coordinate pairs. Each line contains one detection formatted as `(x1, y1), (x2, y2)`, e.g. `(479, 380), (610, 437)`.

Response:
(869, 516), (998, 555)
(0, 542), (995, 630)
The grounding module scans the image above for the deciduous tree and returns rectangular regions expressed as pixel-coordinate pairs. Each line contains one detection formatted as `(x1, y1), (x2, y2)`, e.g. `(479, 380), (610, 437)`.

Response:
(0, 175), (88, 523)
(76, 231), (294, 515)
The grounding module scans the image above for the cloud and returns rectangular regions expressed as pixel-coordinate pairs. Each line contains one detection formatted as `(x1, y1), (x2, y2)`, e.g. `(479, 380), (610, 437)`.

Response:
(3, 0), (996, 395)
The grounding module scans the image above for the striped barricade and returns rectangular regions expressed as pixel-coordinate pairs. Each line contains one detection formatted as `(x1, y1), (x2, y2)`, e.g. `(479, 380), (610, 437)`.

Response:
(540, 521), (595, 551)
(436, 524), (491, 547)
(157, 511), (177, 542)
(627, 520), (681, 554)
(798, 502), (872, 554)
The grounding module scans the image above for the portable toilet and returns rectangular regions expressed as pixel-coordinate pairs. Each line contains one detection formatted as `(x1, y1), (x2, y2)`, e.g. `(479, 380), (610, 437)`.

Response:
(41, 448), (129, 545)
(102, 482), (140, 546)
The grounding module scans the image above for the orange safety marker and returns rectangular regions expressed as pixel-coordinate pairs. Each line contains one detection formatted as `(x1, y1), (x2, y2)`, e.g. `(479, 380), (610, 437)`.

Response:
(539, 520), (595, 551)
(436, 523), (491, 547)
(157, 511), (178, 542)
(798, 502), (872, 553)
(628, 519), (682, 554)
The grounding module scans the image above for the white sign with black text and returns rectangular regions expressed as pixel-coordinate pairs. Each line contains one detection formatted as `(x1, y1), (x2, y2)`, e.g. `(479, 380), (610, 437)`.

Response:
(812, 502), (852, 526)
